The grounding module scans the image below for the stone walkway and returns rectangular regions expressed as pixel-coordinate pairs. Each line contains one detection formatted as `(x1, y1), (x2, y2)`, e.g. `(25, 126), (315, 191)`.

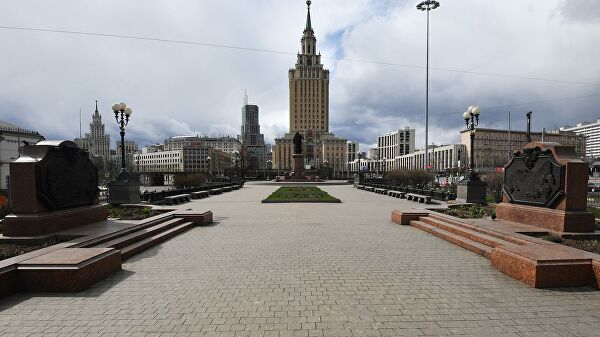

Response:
(1, 183), (599, 336)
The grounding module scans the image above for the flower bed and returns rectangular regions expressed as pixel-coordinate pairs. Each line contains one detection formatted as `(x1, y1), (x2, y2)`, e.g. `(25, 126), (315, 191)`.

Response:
(262, 187), (341, 203)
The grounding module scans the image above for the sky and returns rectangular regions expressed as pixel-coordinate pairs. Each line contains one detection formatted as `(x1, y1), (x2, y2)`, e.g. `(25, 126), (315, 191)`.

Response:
(0, 0), (599, 152)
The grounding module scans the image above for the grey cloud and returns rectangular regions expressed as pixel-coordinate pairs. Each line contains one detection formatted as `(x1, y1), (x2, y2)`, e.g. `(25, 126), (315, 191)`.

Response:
(0, 0), (599, 152)
(560, 0), (600, 23)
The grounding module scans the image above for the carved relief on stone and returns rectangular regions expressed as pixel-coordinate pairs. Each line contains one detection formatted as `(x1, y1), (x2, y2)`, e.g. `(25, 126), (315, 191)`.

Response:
(503, 146), (564, 207)
(36, 142), (99, 210)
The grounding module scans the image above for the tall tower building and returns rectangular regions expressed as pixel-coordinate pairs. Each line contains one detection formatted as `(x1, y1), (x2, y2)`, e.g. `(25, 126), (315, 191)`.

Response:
(273, 1), (347, 176)
(74, 101), (111, 166)
(241, 91), (265, 146)
(240, 92), (267, 170)
(289, 0), (330, 136)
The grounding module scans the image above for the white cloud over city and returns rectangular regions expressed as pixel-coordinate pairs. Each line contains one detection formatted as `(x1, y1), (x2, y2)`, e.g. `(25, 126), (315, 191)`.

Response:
(0, 0), (599, 152)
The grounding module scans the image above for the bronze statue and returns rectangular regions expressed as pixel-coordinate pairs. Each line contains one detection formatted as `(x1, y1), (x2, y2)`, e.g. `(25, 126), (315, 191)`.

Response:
(293, 132), (303, 155)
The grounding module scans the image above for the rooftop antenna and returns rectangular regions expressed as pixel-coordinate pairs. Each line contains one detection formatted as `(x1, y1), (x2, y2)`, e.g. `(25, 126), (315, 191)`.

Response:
(243, 89), (248, 106)
(79, 108), (82, 138)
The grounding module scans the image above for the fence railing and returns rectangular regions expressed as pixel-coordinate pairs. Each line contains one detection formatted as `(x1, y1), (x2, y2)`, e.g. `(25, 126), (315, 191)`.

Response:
(587, 191), (600, 208)
(360, 181), (457, 202)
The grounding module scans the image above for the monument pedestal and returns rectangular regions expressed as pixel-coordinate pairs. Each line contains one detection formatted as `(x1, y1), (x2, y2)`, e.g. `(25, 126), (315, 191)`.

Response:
(3, 205), (108, 237)
(496, 203), (594, 233)
(497, 142), (595, 234)
(5, 140), (107, 237)
(457, 178), (487, 204)
(108, 179), (141, 205)
(292, 154), (305, 179)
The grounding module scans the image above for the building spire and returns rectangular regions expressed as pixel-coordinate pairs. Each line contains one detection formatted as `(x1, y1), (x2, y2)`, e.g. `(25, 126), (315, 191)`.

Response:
(243, 90), (248, 106)
(305, 0), (313, 32)
(94, 100), (99, 116)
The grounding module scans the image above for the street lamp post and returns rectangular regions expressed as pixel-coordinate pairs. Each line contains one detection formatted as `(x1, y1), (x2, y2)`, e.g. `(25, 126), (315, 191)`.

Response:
(107, 101), (140, 205)
(207, 156), (212, 182)
(463, 105), (481, 181)
(112, 102), (133, 180)
(457, 105), (487, 204)
(417, 0), (440, 172)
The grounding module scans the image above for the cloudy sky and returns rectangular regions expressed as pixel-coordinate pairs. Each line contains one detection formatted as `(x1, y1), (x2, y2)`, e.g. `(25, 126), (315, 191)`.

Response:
(1, 0), (599, 151)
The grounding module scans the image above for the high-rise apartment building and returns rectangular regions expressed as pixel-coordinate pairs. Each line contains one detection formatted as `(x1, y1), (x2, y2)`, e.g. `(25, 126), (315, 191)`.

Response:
(560, 119), (600, 158)
(377, 128), (416, 160)
(74, 101), (111, 166)
(288, 2), (329, 135)
(240, 92), (268, 170)
(347, 141), (359, 162)
(273, 1), (347, 174)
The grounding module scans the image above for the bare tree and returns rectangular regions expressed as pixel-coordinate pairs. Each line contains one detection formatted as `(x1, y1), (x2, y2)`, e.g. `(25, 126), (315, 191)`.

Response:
(482, 172), (503, 203)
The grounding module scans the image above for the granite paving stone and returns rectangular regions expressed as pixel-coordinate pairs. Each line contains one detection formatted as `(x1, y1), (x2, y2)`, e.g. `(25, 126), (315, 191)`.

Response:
(0, 183), (599, 336)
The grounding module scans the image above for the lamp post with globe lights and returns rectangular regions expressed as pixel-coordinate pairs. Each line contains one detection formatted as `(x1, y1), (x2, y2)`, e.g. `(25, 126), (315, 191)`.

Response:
(112, 102), (133, 180)
(457, 105), (487, 204)
(416, 0), (440, 171)
(463, 105), (480, 181)
(107, 101), (140, 205)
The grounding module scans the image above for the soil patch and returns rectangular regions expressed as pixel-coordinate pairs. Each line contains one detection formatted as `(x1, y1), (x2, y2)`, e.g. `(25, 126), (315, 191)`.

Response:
(542, 234), (600, 255)
(108, 205), (168, 220)
(433, 204), (495, 219)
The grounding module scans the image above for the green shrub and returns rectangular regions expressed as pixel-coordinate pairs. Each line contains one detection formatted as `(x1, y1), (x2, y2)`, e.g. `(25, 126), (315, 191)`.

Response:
(385, 170), (434, 187)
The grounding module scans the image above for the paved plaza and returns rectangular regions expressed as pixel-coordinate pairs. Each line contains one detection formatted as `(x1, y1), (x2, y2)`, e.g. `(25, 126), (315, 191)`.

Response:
(1, 183), (600, 336)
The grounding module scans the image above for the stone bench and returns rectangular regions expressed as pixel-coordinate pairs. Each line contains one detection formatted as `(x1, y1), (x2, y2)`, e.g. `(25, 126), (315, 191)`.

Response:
(209, 188), (223, 195)
(231, 185), (241, 190)
(191, 191), (210, 199)
(406, 193), (431, 204)
(365, 186), (375, 192)
(374, 188), (388, 195)
(164, 194), (192, 205)
(221, 186), (232, 193)
(388, 190), (406, 199)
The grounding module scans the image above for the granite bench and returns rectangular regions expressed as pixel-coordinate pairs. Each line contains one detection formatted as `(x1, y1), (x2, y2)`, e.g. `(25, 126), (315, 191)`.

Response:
(209, 188), (223, 195)
(164, 194), (192, 205)
(407, 193), (431, 204)
(191, 191), (210, 199)
(374, 188), (388, 195)
(388, 190), (406, 198)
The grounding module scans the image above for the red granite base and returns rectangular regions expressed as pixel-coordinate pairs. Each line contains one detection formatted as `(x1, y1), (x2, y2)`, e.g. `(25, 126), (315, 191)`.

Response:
(3, 205), (109, 237)
(593, 260), (600, 289)
(393, 210), (600, 289)
(491, 245), (592, 288)
(496, 203), (595, 233)
(17, 248), (121, 292)
(174, 211), (213, 225)
(391, 210), (430, 225)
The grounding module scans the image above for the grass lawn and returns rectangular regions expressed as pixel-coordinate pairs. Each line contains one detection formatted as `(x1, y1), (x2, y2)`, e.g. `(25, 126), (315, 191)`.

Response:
(262, 186), (341, 203)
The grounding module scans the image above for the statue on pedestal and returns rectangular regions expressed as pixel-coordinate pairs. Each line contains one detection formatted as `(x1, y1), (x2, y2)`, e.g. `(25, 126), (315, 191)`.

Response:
(293, 132), (303, 155)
